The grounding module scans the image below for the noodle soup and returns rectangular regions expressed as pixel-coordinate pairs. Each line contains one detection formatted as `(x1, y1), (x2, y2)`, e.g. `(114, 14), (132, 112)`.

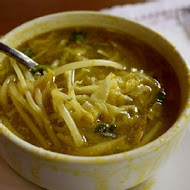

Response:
(0, 27), (181, 156)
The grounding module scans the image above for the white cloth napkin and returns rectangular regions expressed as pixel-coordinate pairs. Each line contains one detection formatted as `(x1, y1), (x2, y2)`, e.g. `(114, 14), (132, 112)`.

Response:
(101, 0), (190, 65)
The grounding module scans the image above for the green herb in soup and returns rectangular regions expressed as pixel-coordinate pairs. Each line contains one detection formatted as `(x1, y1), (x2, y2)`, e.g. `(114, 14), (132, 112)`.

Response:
(22, 48), (36, 58)
(0, 27), (181, 156)
(94, 123), (117, 138)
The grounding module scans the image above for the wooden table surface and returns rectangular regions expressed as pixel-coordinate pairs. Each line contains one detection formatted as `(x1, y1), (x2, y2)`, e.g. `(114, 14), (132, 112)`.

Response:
(0, 0), (145, 35)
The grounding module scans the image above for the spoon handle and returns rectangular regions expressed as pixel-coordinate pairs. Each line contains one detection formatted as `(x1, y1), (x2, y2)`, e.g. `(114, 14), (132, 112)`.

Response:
(0, 42), (38, 69)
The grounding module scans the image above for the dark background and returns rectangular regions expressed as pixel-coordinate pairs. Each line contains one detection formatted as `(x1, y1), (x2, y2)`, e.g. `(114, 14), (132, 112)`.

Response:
(0, 0), (145, 35)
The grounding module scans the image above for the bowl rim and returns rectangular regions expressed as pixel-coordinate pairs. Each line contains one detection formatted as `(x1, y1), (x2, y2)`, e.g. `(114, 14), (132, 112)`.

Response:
(0, 11), (190, 164)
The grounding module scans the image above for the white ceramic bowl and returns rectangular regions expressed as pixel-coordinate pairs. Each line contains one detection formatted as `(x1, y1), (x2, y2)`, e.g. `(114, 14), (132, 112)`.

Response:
(0, 11), (189, 190)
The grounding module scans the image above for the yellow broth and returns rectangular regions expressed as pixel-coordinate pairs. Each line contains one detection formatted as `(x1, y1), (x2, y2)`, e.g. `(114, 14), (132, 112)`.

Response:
(0, 27), (181, 156)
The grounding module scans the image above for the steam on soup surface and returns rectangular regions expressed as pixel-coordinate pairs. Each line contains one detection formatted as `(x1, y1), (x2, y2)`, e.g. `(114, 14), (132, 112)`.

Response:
(0, 27), (180, 156)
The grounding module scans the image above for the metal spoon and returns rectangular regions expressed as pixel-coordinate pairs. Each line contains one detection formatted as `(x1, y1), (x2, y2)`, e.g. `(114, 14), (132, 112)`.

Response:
(0, 42), (38, 69)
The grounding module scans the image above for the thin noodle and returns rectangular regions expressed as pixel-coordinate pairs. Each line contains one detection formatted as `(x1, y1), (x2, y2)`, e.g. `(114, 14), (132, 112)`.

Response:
(43, 118), (61, 148)
(56, 103), (84, 147)
(74, 85), (98, 95)
(24, 70), (35, 81)
(52, 90), (84, 147)
(9, 82), (44, 129)
(54, 59), (124, 76)
(25, 90), (41, 113)
(35, 88), (45, 110)
(65, 70), (75, 98)
(9, 92), (48, 149)
(35, 88), (61, 148)
(138, 121), (163, 146)
(11, 60), (27, 90)
(34, 69), (55, 89)
(6, 108), (17, 117)
(53, 90), (93, 122)
(0, 75), (15, 107)
(75, 137), (128, 156)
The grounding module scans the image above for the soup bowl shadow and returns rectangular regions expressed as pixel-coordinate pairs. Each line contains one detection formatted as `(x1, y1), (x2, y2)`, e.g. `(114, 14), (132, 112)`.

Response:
(0, 11), (189, 190)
